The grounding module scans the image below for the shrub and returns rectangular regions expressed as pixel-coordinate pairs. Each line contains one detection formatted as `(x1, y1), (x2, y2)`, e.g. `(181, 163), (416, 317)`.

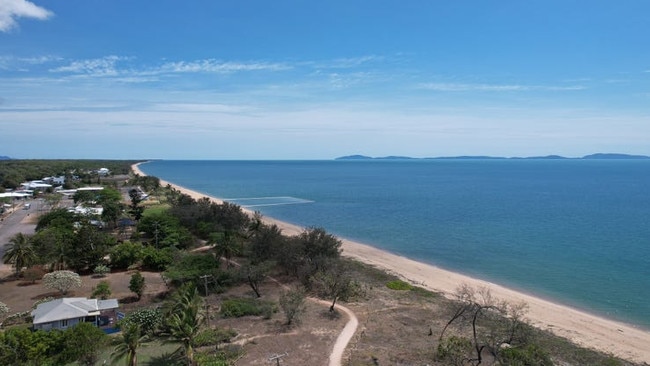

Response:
(91, 280), (112, 300)
(193, 327), (237, 347)
(163, 253), (222, 288)
(93, 264), (110, 277)
(386, 280), (413, 291)
(23, 266), (45, 283)
(141, 245), (175, 271)
(220, 298), (275, 318)
(0, 301), (9, 323)
(499, 344), (553, 366)
(436, 336), (472, 366)
(119, 307), (162, 335)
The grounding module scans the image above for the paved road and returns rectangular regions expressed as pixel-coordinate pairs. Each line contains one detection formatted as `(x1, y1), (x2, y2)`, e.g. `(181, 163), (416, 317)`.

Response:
(0, 200), (39, 273)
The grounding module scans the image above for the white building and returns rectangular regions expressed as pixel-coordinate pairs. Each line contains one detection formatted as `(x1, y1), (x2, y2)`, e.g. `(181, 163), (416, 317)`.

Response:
(31, 297), (119, 331)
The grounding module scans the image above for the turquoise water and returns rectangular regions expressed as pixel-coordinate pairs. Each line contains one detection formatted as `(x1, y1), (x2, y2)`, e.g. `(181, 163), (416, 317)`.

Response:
(140, 160), (650, 328)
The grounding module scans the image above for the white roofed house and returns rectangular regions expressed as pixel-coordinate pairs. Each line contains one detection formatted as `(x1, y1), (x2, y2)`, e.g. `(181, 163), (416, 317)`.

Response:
(20, 180), (53, 192)
(31, 297), (119, 331)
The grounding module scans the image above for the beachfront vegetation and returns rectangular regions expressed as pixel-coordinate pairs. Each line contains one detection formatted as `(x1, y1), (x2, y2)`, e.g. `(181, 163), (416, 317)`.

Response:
(279, 287), (307, 326)
(0, 164), (641, 366)
(438, 284), (532, 365)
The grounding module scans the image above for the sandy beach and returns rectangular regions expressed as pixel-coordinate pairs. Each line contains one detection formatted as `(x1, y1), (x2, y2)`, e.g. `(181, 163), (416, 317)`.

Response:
(133, 163), (650, 364)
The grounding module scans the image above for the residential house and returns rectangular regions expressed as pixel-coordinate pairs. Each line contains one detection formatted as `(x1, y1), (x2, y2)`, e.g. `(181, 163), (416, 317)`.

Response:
(31, 297), (119, 331)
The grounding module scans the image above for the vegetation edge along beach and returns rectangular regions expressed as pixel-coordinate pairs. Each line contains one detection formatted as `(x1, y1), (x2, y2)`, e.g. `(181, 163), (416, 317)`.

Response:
(0, 159), (647, 364)
(133, 161), (650, 364)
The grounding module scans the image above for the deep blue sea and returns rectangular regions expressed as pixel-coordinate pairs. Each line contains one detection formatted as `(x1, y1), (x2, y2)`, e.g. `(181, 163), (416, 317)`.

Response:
(140, 160), (650, 328)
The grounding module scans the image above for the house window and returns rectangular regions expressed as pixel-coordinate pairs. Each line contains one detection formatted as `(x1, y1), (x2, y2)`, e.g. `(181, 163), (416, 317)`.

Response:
(61, 319), (68, 327)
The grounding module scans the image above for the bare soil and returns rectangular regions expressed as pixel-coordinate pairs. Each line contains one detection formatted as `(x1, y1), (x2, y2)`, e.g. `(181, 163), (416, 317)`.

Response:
(0, 270), (168, 317)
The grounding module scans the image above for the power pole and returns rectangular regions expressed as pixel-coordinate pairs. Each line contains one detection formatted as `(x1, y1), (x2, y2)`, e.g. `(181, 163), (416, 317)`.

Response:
(268, 352), (288, 366)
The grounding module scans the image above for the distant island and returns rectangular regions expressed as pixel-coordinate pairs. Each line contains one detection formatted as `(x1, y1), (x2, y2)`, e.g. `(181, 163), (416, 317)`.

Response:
(336, 153), (650, 160)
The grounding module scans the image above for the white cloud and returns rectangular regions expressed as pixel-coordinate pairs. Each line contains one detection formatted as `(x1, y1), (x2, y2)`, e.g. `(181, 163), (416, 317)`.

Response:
(0, 55), (62, 70)
(419, 82), (585, 92)
(149, 103), (251, 114)
(159, 59), (291, 74)
(323, 55), (382, 69)
(0, 0), (53, 32)
(49, 56), (127, 76)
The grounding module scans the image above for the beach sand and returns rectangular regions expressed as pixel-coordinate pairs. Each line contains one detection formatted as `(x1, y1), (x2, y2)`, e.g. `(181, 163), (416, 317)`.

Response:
(133, 163), (650, 363)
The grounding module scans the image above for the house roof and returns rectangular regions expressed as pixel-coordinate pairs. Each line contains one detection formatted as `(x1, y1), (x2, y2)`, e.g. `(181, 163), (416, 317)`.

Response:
(31, 297), (119, 325)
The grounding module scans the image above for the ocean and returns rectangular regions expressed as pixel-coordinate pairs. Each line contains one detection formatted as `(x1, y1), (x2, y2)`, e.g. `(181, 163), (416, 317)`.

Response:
(139, 159), (650, 328)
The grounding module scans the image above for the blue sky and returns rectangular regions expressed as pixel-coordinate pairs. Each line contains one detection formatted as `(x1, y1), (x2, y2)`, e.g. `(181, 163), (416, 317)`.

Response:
(1, 0), (649, 159)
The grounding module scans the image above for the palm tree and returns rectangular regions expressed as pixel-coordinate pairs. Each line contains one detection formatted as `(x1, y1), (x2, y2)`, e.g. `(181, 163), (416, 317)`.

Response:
(164, 284), (204, 366)
(208, 231), (241, 268)
(2, 233), (36, 275)
(112, 323), (146, 366)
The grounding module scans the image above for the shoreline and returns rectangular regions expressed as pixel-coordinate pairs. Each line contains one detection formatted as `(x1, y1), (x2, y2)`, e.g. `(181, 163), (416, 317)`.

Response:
(132, 162), (650, 363)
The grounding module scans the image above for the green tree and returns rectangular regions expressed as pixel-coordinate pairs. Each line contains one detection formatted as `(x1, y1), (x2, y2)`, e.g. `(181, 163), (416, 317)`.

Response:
(58, 322), (108, 366)
(102, 200), (124, 229)
(313, 260), (358, 312)
(298, 227), (342, 264)
(0, 326), (64, 365)
(129, 271), (146, 300)
(110, 241), (144, 269)
(92, 280), (112, 300)
(163, 253), (222, 289)
(67, 222), (116, 271)
(279, 287), (306, 326)
(73, 190), (98, 205)
(248, 222), (286, 264)
(2, 232), (36, 275)
(138, 212), (193, 249)
(112, 322), (146, 366)
(240, 261), (274, 298)
(97, 187), (123, 205)
(163, 284), (204, 365)
(35, 208), (77, 231)
(128, 189), (144, 221)
(208, 231), (242, 268)
(31, 226), (75, 270)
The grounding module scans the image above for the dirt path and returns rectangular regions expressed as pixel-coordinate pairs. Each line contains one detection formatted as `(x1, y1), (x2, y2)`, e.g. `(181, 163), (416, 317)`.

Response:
(327, 302), (359, 366)
(243, 260), (360, 366)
